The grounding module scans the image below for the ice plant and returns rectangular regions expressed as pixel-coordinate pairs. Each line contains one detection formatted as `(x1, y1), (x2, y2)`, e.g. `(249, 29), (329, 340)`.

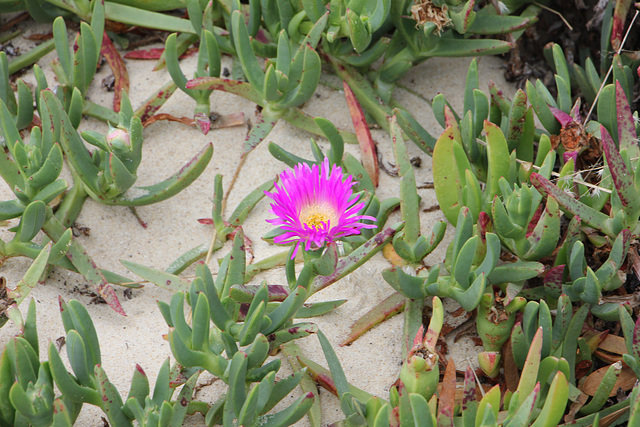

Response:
(266, 158), (376, 258)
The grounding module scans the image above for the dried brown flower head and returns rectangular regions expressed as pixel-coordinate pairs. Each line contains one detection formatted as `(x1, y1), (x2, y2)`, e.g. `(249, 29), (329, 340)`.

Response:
(410, 0), (452, 34)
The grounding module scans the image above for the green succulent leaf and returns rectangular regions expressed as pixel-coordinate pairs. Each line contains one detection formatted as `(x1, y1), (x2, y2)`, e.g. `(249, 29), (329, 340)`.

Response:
(108, 143), (213, 206)
(433, 126), (472, 225)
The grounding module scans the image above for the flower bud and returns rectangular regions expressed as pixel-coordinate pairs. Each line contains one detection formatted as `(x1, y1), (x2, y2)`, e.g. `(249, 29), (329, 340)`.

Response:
(106, 128), (131, 152)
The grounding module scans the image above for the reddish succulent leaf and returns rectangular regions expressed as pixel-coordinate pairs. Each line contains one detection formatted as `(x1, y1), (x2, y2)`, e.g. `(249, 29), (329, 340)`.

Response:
(570, 100), (583, 123)
(297, 356), (338, 396)
(197, 218), (214, 225)
(525, 204), (543, 237)
(462, 367), (477, 411)
(529, 173), (610, 231)
(124, 47), (198, 60)
(477, 211), (491, 241)
(134, 80), (178, 123)
(410, 325), (425, 350)
(615, 81), (636, 152)
(503, 338), (519, 391)
(343, 81), (379, 187)
(101, 32), (129, 112)
(340, 292), (405, 346)
(104, 20), (131, 33)
(443, 105), (458, 128)
(562, 150), (578, 167)
(549, 105), (574, 128)
(611, 0), (632, 51)
(601, 125), (635, 208)
(438, 358), (456, 424)
(543, 265), (565, 293)
(390, 406), (400, 427)
(97, 281), (125, 315)
(195, 112), (211, 135)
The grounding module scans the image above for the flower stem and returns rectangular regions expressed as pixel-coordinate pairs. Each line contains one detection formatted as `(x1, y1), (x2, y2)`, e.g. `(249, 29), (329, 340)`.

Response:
(296, 263), (316, 291)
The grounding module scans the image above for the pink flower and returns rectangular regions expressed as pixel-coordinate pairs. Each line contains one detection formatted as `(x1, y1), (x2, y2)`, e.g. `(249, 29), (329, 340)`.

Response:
(265, 158), (377, 258)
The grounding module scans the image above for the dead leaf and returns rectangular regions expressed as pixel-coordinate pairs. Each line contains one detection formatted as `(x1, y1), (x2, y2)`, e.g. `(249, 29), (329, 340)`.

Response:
(142, 112), (246, 130)
(211, 111), (246, 129)
(439, 358), (456, 422)
(143, 113), (195, 128)
(598, 334), (628, 355)
(565, 391), (589, 423)
(0, 277), (16, 317)
(124, 47), (198, 60)
(24, 32), (53, 41)
(599, 405), (631, 427)
(101, 32), (129, 112)
(0, 12), (28, 33)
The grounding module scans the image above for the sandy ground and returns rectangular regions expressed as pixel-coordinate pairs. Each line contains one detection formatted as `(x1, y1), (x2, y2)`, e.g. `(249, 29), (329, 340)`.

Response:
(0, 28), (517, 426)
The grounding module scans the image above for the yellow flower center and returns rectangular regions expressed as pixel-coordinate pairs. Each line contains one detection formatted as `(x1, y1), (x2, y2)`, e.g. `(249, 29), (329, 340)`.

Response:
(300, 204), (337, 228)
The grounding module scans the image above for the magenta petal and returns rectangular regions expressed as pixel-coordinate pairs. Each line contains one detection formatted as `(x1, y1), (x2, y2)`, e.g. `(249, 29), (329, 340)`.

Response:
(265, 158), (377, 258)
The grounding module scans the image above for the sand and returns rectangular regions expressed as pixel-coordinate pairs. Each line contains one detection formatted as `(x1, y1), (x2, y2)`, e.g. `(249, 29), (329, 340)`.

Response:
(0, 27), (517, 425)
